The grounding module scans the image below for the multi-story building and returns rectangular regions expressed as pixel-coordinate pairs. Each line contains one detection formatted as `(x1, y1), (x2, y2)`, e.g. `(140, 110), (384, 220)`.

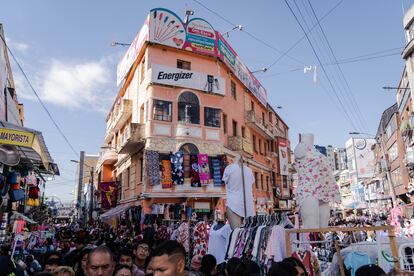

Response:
(96, 8), (292, 218)
(334, 148), (348, 171)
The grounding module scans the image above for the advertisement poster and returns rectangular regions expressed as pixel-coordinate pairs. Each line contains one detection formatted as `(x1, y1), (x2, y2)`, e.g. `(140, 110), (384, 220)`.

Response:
(198, 154), (210, 186)
(353, 138), (376, 178)
(279, 139), (289, 176)
(185, 18), (217, 55)
(149, 8), (186, 49)
(99, 181), (118, 209)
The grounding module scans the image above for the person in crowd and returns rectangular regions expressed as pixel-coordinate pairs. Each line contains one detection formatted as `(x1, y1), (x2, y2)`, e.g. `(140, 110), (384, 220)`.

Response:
(74, 247), (93, 276)
(25, 254), (42, 275)
(225, 257), (247, 276)
(190, 255), (202, 272)
(44, 258), (61, 273)
(53, 266), (75, 276)
(355, 264), (386, 276)
(244, 260), (261, 276)
(282, 257), (308, 276)
(133, 241), (150, 271)
(0, 255), (25, 276)
(199, 254), (217, 276)
(86, 246), (115, 276)
(150, 240), (187, 276)
(144, 253), (154, 276)
(113, 265), (133, 276)
(117, 248), (144, 276)
(267, 262), (300, 276)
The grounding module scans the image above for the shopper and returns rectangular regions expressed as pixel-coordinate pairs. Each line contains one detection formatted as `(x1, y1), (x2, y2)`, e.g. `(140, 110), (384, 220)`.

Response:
(74, 247), (93, 276)
(225, 257), (247, 276)
(85, 246), (115, 276)
(113, 264), (132, 276)
(244, 260), (261, 276)
(199, 254), (217, 276)
(282, 257), (308, 276)
(267, 262), (299, 276)
(117, 248), (144, 276)
(133, 241), (150, 272)
(150, 240), (186, 276)
(53, 266), (75, 276)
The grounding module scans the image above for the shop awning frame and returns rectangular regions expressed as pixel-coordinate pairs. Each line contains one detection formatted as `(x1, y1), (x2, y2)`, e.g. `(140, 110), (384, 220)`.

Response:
(100, 202), (134, 221)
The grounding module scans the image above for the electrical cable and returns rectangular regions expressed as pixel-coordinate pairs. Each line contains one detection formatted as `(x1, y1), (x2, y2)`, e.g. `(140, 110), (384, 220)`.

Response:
(0, 34), (80, 158)
(284, 0), (360, 131)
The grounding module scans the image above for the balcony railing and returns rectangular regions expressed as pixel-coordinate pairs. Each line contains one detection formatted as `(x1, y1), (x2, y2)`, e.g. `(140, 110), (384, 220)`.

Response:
(106, 99), (133, 133)
(228, 135), (253, 155)
(99, 148), (118, 165)
(245, 110), (274, 139)
(118, 123), (146, 154)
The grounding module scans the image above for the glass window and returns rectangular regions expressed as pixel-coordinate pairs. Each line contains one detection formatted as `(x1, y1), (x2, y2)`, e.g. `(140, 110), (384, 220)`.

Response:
(177, 59), (191, 70)
(232, 120), (238, 136)
(153, 100), (172, 122)
(241, 126), (245, 138)
(259, 139), (262, 155)
(282, 175), (288, 189)
(251, 101), (254, 111)
(178, 92), (199, 124)
(204, 107), (221, 127)
(388, 142), (398, 162)
(179, 143), (199, 154)
(385, 117), (397, 140)
(231, 80), (236, 100)
(253, 135), (257, 152)
(261, 174), (264, 190)
(391, 168), (402, 187)
(266, 176), (269, 191)
(254, 172), (258, 189)
(223, 114), (227, 134)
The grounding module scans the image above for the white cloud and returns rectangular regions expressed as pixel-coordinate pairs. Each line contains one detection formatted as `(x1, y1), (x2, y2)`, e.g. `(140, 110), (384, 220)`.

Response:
(6, 38), (29, 53)
(14, 57), (116, 113)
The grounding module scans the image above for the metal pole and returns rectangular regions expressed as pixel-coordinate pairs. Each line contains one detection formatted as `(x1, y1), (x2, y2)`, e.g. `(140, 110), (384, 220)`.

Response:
(77, 151), (85, 221)
(89, 167), (94, 223)
(379, 137), (397, 206)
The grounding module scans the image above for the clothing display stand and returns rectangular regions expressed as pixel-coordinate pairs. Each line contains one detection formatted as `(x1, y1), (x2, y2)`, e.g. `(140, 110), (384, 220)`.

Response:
(285, 225), (400, 276)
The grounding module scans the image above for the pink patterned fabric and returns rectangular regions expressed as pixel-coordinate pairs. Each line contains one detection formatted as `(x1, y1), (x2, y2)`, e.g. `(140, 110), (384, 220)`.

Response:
(193, 222), (208, 256)
(198, 154), (210, 185)
(295, 145), (341, 205)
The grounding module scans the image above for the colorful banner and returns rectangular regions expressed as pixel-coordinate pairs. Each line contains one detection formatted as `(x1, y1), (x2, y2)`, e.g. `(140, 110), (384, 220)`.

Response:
(116, 16), (149, 86)
(278, 139), (289, 176)
(198, 154), (210, 185)
(149, 8), (186, 49)
(185, 18), (217, 56)
(99, 181), (118, 209)
(161, 160), (172, 188)
(0, 128), (34, 147)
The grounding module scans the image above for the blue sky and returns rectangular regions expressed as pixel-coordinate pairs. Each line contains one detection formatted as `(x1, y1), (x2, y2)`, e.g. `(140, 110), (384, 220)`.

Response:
(1, 0), (410, 202)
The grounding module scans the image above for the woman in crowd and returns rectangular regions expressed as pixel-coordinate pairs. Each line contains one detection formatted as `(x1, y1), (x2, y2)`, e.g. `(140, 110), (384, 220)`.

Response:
(113, 264), (133, 276)
(199, 254), (217, 276)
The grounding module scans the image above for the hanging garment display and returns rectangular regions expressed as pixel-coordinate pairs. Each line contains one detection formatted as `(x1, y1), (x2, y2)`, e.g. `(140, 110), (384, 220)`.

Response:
(145, 150), (160, 186)
(193, 221), (208, 256)
(212, 158), (222, 186)
(161, 160), (173, 188)
(190, 155), (200, 187)
(198, 154), (210, 185)
(208, 223), (232, 264)
(183, 154), (190, 178)
(171, 151), (184, 185)
(9, 189), (24, 202)
(25, 173), (38, 187)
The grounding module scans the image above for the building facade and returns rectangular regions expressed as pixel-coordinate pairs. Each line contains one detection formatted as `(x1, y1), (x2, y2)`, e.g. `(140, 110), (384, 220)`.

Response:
(96, 8), (292, 219)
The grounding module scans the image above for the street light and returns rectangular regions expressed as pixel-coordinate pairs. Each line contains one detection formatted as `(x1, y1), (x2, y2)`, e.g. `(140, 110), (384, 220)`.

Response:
(349, 132), (397, 207)
(111, 42), (131, 47)
(222, 25), (243, 37)
(251, 67), (268, 74)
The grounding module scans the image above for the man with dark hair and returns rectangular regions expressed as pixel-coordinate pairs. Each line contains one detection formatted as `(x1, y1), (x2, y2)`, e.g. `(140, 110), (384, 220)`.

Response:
(133, 241), (150, 271)
(118, 248), (144, 276)
(151, 240), (186, 276)
(86, 246), (115, 276)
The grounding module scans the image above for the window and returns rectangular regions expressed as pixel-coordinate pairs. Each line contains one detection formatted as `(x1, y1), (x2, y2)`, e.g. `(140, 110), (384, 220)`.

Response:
(251, 101), (255, 111)
(139, 158), (143, 182)
(126, 167), (130, 188)
(179, 143), (199, 154)
(391, 168), (402, 187)
(261, 174), (264, 190)
(241, 126), (246, 138)
(177, 59), (191, 70)
(259, 139), (262, 155)
(264, 141), (267, 156)
(253, 135), (257, 152)
(269, 112), (273, 123)
(223, 114), (227, 134)
(232, 120), (238, 136)
(153, 100), (172, 122)
(204, 107), (221, 127)
(140, 57), (146, 83)
(144, 101), (149, 122)
(231, 80), (237, 100)
(266, 176), (269, 191)
(178, 92), (200, 124)
(385, 117), (397, 140)
(254, 172), (258, 188)
(388, 142), (398, 162)
(282, 175), (288, 189)
(262, 112), (265, 124)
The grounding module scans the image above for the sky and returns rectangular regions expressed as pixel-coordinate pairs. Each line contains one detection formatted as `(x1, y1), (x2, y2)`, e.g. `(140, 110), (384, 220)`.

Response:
(0, 0), (411, 202)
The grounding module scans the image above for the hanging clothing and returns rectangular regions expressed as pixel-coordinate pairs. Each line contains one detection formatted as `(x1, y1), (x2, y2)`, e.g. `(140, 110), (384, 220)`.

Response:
(292, 251), (315, 276)
(193, 222), (208, 256)
(198, 154), (210, 185)
(208, 223), (232, 264)
(190, 155), (200, 187)
(294, 144), (341, 206)
(222, 163), (255, 218)
(171, 151), (184, 185)
(212, 158), (222, 186)
(183, 154), (191, 178)
(344, 252), (372, 276)
(161, 160), (173, 188)
(177, 222), (189, 252)
(145, 150), (160, 186)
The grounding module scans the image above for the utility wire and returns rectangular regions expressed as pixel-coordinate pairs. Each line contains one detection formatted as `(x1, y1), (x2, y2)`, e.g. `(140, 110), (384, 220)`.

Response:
(284, 0), (359, 131)
(0, 34), (79, 158)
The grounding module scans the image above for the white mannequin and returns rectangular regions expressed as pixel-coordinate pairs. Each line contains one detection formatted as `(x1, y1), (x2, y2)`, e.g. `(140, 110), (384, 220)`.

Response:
(294, 133), (339, 229)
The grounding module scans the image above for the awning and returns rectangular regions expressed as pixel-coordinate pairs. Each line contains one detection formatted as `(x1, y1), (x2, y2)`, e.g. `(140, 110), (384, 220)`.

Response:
(100, 202), (134, 221)
(10, 211), (38, 224)
(0, 121), (59, 175)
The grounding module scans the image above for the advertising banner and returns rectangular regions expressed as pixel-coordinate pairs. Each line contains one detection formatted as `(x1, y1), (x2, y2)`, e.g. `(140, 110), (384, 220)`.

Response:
(278, 139), (289, 176)
(185, 18), (217, 56)
(116, 16), (149, 86)
(150, 64), (225, 95)
(353, 138), (376, 178)
(0, 128), (34, 147)
(99, 181), (118, 209)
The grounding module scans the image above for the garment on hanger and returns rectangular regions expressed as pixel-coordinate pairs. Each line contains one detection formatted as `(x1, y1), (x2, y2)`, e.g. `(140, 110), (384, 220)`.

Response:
(198, 154), (210, 185)
(193, 221), (208, 256)
(177, 222), (189, 252)
(344, 251), (371, 276)
(292, 250), (316, 276)
(171, 151), (184, 185)
(208, 223), (232, 264)
(212, 158), (222, 186)
(145, 150), (160, 186)
(161, 160), (172, 188)
(190, 155), (200, 187)
(183, 154), (190, 178)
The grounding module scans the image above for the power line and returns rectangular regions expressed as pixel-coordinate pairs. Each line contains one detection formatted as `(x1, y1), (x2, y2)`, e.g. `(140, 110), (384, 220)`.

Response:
(284, 0), (359, 131)
(0, 35), (80, 158)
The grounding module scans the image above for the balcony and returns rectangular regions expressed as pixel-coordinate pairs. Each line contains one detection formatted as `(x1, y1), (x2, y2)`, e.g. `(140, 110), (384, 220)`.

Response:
(99, 148), (118, 165)
(245, 110), (275, 139)
(106, 99), (133, 135)
(227, 135), (253, 155)
(118, 123), (146, 154)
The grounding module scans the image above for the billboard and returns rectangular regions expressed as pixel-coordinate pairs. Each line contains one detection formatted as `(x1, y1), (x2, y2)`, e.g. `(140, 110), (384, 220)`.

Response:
(353, 138), (376, 178)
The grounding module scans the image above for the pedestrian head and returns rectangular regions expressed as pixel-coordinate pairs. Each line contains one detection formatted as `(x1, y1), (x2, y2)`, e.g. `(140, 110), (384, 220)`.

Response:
(199, 254), (217, 276)
(244, 260), (261, 276)
(268, 262), (298, 276)
(355, 264), (386, 276)
(226, 257), (247, 276)
(190, 254), (202, 271)
(282, 257), (308, 276)
(113, 264), (132, 276)
(44, 258), (61, 273)
(86, 246), (115, 276)
(150, 240), (186, 276)
(133, 240), (150, 265)
(53, 266), (75, 276)
(118, 248), (134, 268)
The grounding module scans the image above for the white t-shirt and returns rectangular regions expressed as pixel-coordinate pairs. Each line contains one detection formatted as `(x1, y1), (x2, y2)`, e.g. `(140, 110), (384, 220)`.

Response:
(222, 163), (254, 218)
(208, 224), (232, 264)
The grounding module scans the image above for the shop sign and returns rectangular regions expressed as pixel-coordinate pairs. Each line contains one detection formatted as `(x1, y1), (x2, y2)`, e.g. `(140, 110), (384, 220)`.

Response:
(278, 139), (289, 176)
(0, 128), (34, 147)
(151, 64), (225, 95)
(147, 8), (267, 105)
(116, 16), (149, 86)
